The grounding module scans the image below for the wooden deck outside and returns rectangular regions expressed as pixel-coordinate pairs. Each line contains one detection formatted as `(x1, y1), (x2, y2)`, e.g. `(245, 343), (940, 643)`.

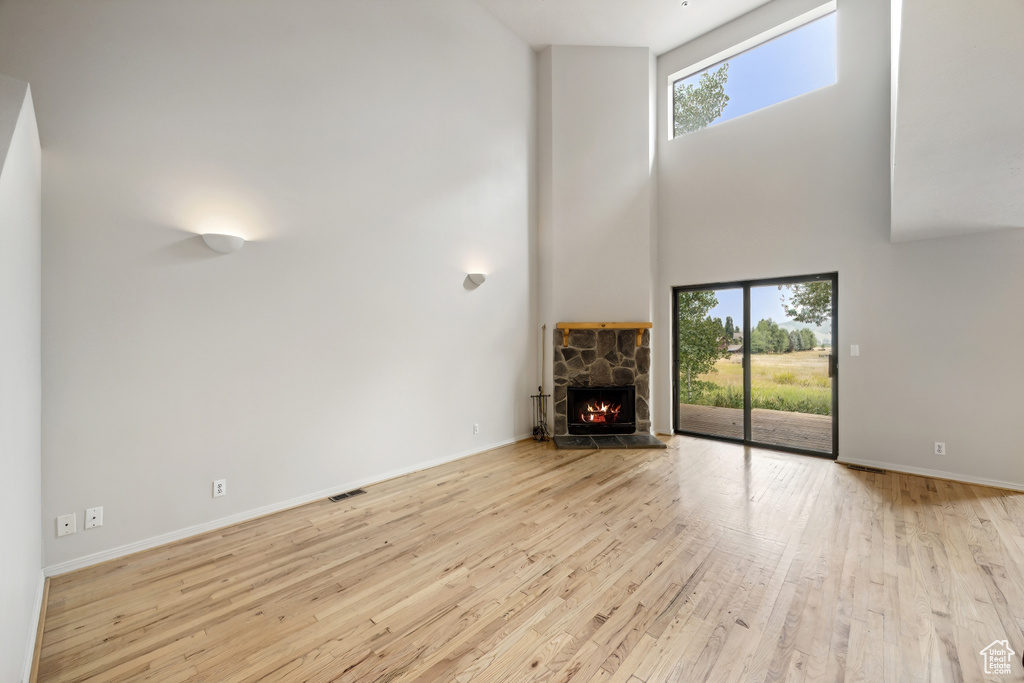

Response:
(678, 403), (832, 454)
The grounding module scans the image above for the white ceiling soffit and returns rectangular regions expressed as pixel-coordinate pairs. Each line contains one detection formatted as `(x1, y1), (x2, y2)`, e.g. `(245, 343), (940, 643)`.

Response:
(474, 0), (771, 56)
(891, 0), (1024, 242)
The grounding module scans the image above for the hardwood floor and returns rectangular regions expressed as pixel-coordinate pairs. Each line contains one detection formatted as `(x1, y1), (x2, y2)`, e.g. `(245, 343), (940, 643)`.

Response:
(38, 436), (1024, 682)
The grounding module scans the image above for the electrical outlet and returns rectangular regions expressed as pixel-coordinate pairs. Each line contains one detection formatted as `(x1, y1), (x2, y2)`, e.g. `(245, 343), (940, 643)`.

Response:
(473, 423), (479, 435)
(850, 345), (860, 356)
(57, 513), (76, 537)
(934, 442), (946, 456)
(213, 479), (227, 497)
(85, 506), (103, 529)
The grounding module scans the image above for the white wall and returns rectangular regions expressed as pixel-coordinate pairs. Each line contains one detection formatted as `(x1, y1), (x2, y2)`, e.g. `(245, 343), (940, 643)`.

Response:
(539, 46), (654, 324)
(891, 0), (1024, 241)
(655, 0), (1024, 487)
(537, 45), (655, 395)
(0, 0), (536, 570)
(0, 74), (42, 683)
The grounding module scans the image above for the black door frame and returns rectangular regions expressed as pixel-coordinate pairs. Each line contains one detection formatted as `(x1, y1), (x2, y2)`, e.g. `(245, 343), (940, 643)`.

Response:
(671, 272), (838, 459)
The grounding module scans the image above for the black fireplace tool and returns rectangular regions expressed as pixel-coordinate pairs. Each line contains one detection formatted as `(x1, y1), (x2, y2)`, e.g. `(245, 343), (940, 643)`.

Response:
(531, 386), (550, 441)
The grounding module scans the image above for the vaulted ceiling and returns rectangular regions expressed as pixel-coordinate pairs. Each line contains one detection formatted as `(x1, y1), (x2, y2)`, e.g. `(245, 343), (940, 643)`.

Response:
(474, 0), (770, 56)
(475, 0), (1024, 243)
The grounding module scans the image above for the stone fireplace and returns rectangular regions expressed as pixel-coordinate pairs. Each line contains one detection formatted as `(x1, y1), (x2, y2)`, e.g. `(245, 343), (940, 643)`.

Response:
(552, 326), (651, 436)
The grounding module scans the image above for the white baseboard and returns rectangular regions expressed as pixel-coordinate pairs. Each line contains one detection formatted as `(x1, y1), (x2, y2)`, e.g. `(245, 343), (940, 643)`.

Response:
(22, 569), (44, 683)
(45, 436), (527, 578)
(838, 457), (1024, 492)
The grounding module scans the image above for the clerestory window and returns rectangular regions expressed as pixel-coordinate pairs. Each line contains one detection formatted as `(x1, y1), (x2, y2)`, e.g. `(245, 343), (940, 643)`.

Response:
(669, 2), (837, 139)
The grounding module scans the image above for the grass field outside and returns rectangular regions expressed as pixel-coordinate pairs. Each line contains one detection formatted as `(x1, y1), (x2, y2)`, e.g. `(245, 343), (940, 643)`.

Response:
(680, 349), (832, 415)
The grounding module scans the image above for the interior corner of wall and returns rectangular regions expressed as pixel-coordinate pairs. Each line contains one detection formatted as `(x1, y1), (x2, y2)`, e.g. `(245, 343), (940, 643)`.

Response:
(0, 74), (31, 171)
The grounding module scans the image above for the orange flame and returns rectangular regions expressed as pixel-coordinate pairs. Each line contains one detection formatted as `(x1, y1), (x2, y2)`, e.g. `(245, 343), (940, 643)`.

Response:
(581, 401), (622, 423)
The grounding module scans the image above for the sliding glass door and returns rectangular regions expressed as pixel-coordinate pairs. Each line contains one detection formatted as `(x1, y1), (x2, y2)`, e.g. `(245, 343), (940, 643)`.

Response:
(676, 286), (745, 440)
(673, 274), (837, 457)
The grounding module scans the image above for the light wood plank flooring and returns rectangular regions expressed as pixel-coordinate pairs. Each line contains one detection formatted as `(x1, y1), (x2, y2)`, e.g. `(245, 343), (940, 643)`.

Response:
(38, 436), (1024, 682)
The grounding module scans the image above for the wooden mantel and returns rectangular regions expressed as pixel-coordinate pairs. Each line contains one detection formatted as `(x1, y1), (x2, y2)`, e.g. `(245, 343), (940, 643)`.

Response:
(555, 322), (652, 347)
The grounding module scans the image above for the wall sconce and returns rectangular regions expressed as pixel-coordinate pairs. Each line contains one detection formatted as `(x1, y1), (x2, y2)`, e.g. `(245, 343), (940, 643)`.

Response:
(202, 233), (245, 254)
(467, 273), (487, 286)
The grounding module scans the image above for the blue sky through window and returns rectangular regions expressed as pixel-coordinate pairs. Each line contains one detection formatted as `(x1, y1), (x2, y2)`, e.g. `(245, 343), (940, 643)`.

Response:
(703, 286), (832, 344)
(675, 12), (836, 130)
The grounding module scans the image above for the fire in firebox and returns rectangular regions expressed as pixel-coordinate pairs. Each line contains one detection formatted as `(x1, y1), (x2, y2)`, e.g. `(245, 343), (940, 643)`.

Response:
(567, 385), (635, 435)
(581, 401), (622, 424)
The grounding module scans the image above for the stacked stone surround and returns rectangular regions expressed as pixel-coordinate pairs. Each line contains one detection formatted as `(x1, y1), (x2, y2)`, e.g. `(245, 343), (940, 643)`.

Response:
(553, 327), (651, 436)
